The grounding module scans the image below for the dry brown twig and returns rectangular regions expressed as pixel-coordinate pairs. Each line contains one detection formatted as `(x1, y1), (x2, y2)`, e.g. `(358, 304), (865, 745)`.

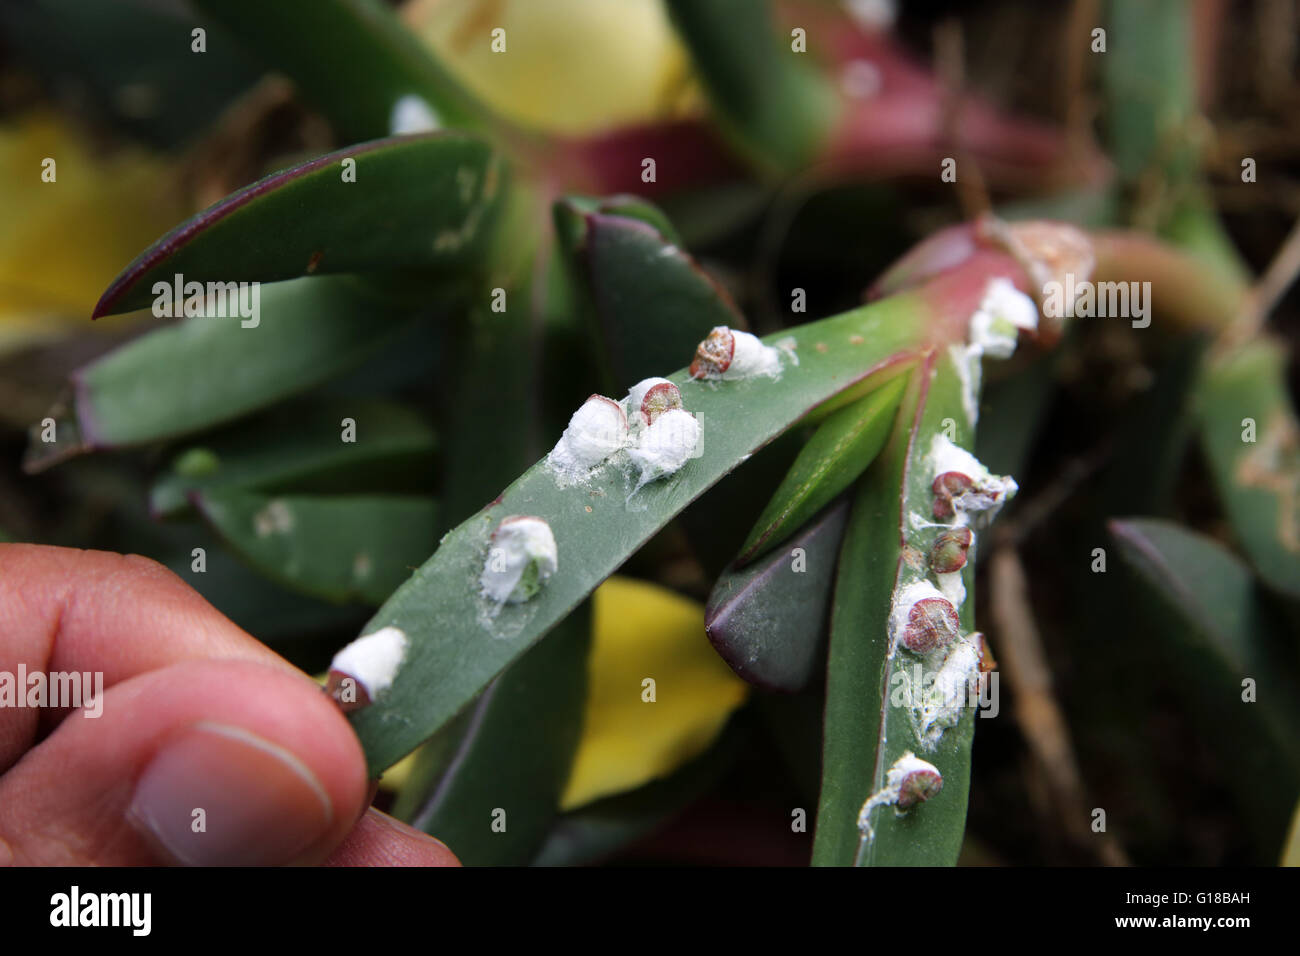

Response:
(1243, 215), (1300, 330)
(934, 18), (991, 222)
(1062, 0), (1102, 162)
(989, 545), (1131, 866)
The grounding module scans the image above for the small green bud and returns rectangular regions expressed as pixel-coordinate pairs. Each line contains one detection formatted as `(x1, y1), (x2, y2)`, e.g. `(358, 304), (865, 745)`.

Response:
(173, 447), (219, 478)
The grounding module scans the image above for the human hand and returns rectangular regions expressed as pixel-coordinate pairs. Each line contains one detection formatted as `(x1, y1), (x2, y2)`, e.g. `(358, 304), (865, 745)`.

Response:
(0, 544), (459, 866)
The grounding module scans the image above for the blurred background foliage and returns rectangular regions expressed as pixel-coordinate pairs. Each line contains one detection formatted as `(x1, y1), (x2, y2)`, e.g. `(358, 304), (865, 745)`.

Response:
(1, 0), (1299, 865)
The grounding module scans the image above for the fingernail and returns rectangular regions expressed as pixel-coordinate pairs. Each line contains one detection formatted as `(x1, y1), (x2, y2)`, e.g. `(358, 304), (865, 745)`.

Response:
(128, 721), (333, 866)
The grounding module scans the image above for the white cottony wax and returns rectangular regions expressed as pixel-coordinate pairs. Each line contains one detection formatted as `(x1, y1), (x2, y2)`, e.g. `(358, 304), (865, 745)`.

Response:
(330, 626), (409, 702)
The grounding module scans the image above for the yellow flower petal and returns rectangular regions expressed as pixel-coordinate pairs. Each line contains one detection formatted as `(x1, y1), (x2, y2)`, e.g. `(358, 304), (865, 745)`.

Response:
(0, 111), (187, 353)
(560, 575), (749, 810)
(406, 0), (700, 135)
(377, 749), (421, 793)
(1283, 797), (1300, 866)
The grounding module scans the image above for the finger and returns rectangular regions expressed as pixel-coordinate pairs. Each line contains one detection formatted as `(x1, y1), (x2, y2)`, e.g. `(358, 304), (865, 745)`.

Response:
(321, 808), (461, 867)
(0, 544), (292, 767)
(0, 658), (367, 866)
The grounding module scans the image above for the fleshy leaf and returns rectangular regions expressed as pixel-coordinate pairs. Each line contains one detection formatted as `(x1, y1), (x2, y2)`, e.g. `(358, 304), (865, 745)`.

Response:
(1195, 339), (1300, 598)
(94, 132), (504, 317)
(738, 374), (907, 564)
(559, 206), (735, 389)
(0, 0), (262, 148)
(193, 491), (437, 605)
(26, 276), (423, 470)
(150, 398), (436, 518)
(554, 194), (682, 247)
(393, 602), (590, 866)
(706, 496), (850, 692)
(347, 293), (929, 775)
(1109, 518), (1300, 758)
(190, 0), (493, 141)
(1109, 517), (1300, 849)
(814, 353), (981, 866)
(663, 0), (839, 172)
(675, 428), (805, 582)
(46, 467), (367, 655)
(1102, 0), (1197, 185)
(437, 262), (547, 534)
(533, 719), (743, 867)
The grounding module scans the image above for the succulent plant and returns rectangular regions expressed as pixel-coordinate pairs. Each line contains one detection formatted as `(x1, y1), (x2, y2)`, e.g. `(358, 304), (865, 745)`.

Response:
(8, 0), (1300, 867)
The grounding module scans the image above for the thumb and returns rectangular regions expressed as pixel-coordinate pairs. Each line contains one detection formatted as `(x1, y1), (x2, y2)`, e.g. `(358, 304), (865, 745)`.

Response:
(0, 658), (368, 865)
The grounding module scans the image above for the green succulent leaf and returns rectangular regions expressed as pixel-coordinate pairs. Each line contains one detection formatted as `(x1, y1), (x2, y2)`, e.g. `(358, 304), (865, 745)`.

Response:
(0, 0), (263, 148)
(163, 541), (366, 656)
(1103, 0), (1197, 185)
(738, 374), (907, 564)
(559, 206), (737, 390)
(45, 464), (367, 657)
(1101, 0), (1251, 275)
(1195, 339), (1300, 599)
(675, 429), (805, 581)
(1109, 518), (1300, 754)
(1100, 337), (1205, 516)
(1109, 517), (1300, 847)
(759, 690), (826, 805)
(393, 602), (590, 866)
(663, 0), (839, 173)
(190, 0), (494, 141)
(814, 352), (981, 866)
(554, 195), (682, 248)
(150, 398), (436, 518)
(706, 496), (850, 692)
(26, 277), (424, 470)
(437, 214), (558, 533)
(974, 350), (1058, 478)
(94, 132), (505, 317)
(193, 491), (437, 606)
(348, 295), (929, 775)
(531, 718), (744, 867)
(659, 182), (770, 249)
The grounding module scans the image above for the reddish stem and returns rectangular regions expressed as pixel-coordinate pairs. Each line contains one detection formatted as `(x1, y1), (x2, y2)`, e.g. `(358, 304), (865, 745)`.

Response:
(530, 8), (1109, 198)
(781, 3), (1112, 191)
(876, 220), (1253, 346)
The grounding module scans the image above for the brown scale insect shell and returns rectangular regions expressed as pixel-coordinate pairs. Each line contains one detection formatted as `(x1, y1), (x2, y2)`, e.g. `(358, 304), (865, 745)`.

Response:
(640, 382), (683, 425)
(903, 597), (960, 654)
(325, 669), (372, 714)
(689, 328), (735, 379)
(897, 769), (944, 809)
(929, 526), (974, 573)
(931, 471), (974, 520)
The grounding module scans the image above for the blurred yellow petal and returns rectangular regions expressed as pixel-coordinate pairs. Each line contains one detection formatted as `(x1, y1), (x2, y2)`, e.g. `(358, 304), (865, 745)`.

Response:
(378, 748), (421, 793)
(560, 575), (749, 810)
(0, 111), (188, 354)
(1283, 797), (1300, 866)
(407, 0), (701, 134)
